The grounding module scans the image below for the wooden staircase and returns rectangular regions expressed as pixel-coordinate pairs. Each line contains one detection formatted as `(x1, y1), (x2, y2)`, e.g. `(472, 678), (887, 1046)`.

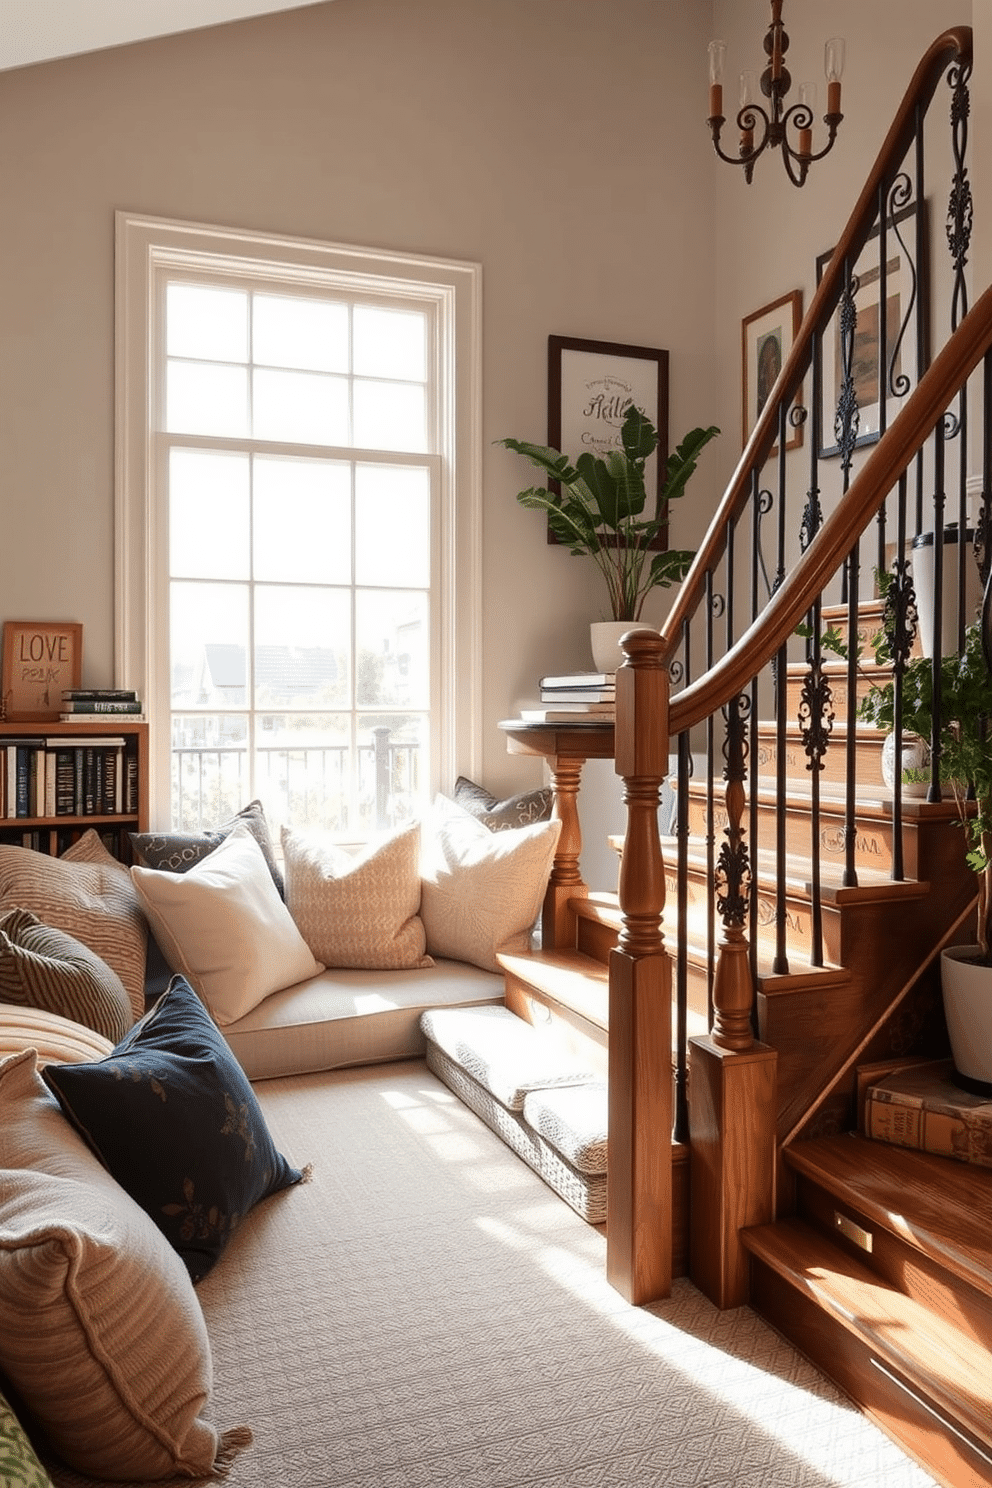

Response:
(499, 590), (990, 1483)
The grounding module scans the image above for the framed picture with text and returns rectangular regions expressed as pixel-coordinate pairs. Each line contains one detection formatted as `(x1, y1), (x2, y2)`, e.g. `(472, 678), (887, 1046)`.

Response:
(547, 335), (669, 546)
(1, 621), (83, 721)
(741, 290), (803, 453)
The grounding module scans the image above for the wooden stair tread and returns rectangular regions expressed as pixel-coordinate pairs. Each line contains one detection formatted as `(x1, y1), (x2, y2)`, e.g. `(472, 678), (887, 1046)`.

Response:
(661, 836), (928, 899)
(785, 1132), (992, 1304)
(743, 1215), (992, 1449)
(497, 948), (609, 1031)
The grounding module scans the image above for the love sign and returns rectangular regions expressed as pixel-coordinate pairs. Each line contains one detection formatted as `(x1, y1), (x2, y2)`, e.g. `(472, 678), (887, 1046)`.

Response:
(1, 621), (83, 721)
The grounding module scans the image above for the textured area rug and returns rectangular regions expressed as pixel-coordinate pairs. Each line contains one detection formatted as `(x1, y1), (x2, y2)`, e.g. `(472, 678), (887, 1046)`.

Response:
(49, 1060), (939, 1488)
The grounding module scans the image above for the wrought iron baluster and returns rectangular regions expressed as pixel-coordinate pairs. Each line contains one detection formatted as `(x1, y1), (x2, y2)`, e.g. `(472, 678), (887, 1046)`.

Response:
(843, 536), (861, 888)
(947, 55), (973, 332)
(928, 427), (947, 802)
(674, 723), (691, 1143)
(713, 692), (754, 1050)
(884, 473), (917, 882)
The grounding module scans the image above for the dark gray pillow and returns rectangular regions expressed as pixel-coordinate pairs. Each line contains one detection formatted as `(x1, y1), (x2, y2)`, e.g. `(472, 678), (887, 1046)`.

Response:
(453, 775), (554, 832)
(130, 799), (284, 897)
(0, 906), (132, 1043)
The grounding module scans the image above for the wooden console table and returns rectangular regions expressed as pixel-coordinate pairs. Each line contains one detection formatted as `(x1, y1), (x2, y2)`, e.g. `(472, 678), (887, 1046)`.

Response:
(498, 718), (615, 952)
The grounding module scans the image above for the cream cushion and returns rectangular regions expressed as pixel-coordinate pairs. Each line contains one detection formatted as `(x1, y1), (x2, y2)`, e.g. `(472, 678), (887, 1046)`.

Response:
(0, 832), (147, 1022)
(131, 825), (323, 1026)
(281, 821), (432, 971)
(0, 1047), (249, 1480)
(419, 796), (561, 972)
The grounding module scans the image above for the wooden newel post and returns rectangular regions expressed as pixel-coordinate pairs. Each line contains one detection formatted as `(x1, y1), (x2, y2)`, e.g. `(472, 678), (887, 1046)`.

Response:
(689, 691), (777, 1309)
(608, 629), (673, 1305)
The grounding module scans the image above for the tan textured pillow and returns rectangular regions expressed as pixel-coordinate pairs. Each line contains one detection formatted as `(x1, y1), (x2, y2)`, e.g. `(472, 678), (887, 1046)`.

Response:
(0, 833), (147, 1022)
(420, 795), (561, 972)
(0, 1047), (251, 1480)
(0, 1003), (114, 1067)
(282, 821), (433, 970)
(131, 824), (324, 1026)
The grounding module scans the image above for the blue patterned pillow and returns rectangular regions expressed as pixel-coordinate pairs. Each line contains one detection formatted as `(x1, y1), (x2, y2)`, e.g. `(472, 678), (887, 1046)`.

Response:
(42, 976), (307, 1282)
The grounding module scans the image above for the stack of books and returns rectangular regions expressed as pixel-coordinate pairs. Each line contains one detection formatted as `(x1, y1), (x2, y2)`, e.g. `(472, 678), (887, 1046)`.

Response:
(519, 672), (616, 724)
(60, 689), (144, 721)
(864, 1058), (992, 1170)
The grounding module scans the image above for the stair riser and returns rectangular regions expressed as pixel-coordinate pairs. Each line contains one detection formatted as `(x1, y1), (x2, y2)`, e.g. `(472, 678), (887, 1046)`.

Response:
(756, 731), (886, 789)
(664, 864), (840, 964)
(684, 792), (895, 875)
(503, 976), (609, 1080)
(784, 668), (880, 717)
(749, 1259), (992, 1488)
(796, 1172), (992, 1355)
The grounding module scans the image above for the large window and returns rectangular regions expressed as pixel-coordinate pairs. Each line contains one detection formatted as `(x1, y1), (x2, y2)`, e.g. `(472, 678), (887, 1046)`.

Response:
(117, 215), (481, 840)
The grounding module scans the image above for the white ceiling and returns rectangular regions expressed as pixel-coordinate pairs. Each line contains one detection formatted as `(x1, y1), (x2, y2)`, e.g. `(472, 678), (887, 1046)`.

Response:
(0, 0), (333, 72)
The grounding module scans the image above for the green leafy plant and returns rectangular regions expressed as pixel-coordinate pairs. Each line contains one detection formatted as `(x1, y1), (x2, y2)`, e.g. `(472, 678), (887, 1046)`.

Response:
(498, 404), (719, 623)
(858, 617), (992, 961)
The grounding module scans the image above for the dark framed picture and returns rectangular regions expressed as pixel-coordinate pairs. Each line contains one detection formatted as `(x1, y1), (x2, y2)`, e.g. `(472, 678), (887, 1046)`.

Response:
(1, 620), (83, 721)
(741, 290), (803, 453)
(547, 335), (669, 546)
(816, 201), (925, 459)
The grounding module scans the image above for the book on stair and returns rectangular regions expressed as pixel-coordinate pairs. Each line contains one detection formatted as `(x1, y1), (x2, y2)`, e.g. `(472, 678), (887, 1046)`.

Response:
(864, 1058), (992, 1169)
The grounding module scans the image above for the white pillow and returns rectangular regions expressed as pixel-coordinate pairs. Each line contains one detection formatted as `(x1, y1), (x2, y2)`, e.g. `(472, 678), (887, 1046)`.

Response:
(131, 825), (323, 1025)
(281, 821), (432, 971)
(0, 1047), (249, 1480)
(420, 795), (561, 972)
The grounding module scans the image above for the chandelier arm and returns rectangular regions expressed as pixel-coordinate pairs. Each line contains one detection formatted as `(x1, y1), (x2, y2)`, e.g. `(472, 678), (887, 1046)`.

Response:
(707, 102), (772, 171)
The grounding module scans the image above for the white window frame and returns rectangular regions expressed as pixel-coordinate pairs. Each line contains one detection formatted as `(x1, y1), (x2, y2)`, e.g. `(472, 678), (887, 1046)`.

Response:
(116, 212), (482, 829)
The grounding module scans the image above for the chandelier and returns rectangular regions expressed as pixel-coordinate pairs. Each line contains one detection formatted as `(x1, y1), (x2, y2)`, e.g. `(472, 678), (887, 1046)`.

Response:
(706, 0), (845, 187)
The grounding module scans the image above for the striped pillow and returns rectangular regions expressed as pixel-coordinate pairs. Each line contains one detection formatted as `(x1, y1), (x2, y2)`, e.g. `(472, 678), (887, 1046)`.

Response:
(0, 834), (147, 1021)
(0, 908), (132, 1043)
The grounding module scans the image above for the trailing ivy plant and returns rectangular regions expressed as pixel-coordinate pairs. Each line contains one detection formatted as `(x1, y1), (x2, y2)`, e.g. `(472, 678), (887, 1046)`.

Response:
(498, 404), (719, 624)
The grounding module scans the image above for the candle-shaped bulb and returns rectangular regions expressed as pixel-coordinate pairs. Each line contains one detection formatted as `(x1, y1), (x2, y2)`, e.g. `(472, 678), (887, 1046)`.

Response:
(825, 37), (845, 115)
(740, 70), (756, 107)
(708, 39), (726, 117)
(798, 82), (815, 156)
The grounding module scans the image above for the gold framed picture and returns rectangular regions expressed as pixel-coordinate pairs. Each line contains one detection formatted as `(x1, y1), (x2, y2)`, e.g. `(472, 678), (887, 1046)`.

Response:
(741, 290), (803, 453)
(1, 621), (83, 721)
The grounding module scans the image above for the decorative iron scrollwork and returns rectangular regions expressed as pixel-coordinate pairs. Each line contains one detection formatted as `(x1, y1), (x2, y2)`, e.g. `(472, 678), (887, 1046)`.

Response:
(887, 181), (918, 399)
(947, 58), (973, 328)
(715, 694), (752, 929)
(797, 658), (834, 773)
(835, 277), (861, 471)
(881, 559), (919, 669)
(799, 486), (823, 553)
(756, 488), (775, 599)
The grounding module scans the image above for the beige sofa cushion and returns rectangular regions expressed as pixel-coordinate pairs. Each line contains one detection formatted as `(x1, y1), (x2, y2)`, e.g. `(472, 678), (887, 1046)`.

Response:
(131, 825), (323, 1026)
(0, 1047), (250, 1480)
(0, 1003), (114, 1067)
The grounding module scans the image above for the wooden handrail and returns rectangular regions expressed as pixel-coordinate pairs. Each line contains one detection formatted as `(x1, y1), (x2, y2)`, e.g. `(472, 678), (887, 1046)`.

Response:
(661, 25), (973, 657)
(668, 279), (992, 736)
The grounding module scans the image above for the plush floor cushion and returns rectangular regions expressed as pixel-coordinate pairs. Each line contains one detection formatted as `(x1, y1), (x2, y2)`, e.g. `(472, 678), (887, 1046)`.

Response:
(131, 826), (323, 1025)
(0, 834), (147, 1023)
(282, 821), (432, 971)
(0, 1047), (250, 1481)
(223, 959), (504, 1081)
(0, 908), (132, 1043)
(0, 1384), (55, 1488)
(420, 795), (561, 972)
(419, 1005), (597, 1111)
(43, 976), (307, 1283)
(0, 1004), (114, 1068)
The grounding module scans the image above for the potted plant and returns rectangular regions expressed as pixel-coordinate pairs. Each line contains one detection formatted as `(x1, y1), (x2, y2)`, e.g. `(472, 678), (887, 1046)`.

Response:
(499, 404), (719, 672)
(858, 615), (992, 1089)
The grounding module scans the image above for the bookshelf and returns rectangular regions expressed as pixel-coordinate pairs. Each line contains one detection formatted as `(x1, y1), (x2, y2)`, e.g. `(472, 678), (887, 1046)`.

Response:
(0, 719), (149, 861)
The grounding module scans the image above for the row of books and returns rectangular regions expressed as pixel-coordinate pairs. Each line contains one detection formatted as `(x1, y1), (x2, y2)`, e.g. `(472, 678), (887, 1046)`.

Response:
(1, 735), (140, 820)
(519, 670), (616, 724)
(59, 688), (144, 723)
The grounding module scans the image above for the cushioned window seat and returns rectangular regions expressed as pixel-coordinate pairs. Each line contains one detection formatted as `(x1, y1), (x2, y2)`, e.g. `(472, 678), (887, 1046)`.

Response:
(222, 959), (505, 1081)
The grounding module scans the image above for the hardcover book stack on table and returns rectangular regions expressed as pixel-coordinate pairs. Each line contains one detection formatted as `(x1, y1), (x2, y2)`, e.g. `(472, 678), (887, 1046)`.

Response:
(519, 672), (616, 725)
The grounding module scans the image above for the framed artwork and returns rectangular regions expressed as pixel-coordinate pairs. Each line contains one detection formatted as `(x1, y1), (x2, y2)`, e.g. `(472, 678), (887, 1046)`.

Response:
(547, 335), (669, 546)
(816, 202), (925, 459)
(1, 621), (83, 721)
(741, 290), (803, 453)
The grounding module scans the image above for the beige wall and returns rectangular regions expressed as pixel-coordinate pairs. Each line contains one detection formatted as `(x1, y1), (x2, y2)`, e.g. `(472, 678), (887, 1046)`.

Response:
(0, 0), (984, 867)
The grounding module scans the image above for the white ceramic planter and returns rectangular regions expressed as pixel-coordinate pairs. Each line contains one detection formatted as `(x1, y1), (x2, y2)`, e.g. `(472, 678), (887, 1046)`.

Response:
(880, 731), (931, 797)
(590, 621), (650, 674)
(940, 944), (992, 1088)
